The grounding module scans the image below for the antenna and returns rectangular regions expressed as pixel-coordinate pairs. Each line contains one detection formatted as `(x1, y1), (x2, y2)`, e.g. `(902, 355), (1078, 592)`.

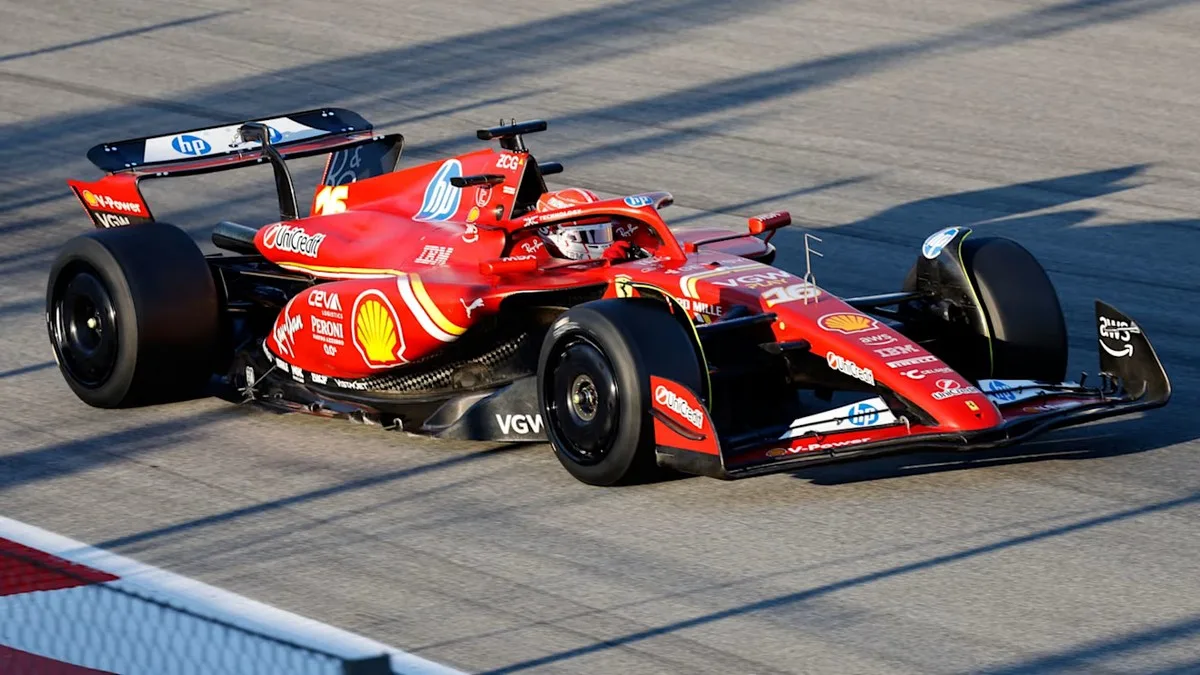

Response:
(802, 233), (823, 304)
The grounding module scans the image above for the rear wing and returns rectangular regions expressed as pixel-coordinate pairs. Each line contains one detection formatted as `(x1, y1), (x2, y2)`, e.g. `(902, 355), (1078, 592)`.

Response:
(68, 108), (403, 228)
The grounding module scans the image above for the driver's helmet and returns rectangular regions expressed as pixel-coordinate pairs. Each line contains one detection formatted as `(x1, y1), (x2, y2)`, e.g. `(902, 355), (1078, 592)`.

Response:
(536, 188), (613, 260)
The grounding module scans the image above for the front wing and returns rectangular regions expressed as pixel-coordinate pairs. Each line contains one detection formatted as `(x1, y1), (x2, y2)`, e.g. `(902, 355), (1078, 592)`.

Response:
(652, 300), (1172, 479)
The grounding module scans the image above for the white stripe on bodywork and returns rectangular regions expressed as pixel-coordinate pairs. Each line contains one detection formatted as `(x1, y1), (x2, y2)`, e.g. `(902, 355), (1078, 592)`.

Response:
(396, 274), (457, 342)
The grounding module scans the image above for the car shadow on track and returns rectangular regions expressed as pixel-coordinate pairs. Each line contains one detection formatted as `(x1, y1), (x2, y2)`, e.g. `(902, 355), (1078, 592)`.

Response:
(0, 406), (240, 493)
(92, 440), (536, 552)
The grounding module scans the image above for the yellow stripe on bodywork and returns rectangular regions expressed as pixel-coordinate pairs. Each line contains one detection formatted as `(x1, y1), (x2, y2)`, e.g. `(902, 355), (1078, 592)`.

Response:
(625, 281), (713, 413)
(409, 273), (467, 336)
(279, 263), (468, 340)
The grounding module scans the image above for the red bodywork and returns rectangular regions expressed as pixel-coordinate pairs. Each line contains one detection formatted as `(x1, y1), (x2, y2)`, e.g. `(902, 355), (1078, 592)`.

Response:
(64, 112), (1170, 478)
(226, 144), (1003, 461)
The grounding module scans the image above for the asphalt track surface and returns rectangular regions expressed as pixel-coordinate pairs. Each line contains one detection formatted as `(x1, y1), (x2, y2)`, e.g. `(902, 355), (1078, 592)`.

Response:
(2, 1), (1199, 673)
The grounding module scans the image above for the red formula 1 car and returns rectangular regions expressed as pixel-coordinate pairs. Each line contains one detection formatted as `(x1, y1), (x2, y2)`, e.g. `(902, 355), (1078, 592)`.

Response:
(47, 109), (1172, 485)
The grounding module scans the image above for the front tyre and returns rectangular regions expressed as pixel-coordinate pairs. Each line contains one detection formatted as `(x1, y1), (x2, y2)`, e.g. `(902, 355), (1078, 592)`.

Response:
(902, 233), (1068, 382)
(46, 224), (220, 408)
(537, 298), (703, 486)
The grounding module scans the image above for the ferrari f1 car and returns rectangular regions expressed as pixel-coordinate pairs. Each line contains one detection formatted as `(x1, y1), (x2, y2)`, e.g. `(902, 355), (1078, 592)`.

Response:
(47, 109), (1172, 485)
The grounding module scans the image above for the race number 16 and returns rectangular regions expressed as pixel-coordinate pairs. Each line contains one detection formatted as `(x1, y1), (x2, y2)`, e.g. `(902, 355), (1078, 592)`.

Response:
(762, 283), (820, 307)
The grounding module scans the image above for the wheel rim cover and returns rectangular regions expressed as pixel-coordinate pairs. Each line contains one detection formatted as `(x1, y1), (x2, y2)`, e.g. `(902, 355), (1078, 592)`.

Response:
(546, 337), (620, 465)
(52, 270), (119, 388)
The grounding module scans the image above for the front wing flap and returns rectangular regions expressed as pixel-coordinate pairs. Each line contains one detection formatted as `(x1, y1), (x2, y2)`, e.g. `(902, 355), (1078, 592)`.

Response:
(654, 300), (1171, 479)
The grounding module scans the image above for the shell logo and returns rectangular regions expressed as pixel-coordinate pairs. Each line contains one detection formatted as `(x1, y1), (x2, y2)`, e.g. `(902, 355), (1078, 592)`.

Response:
(81, 190), (99, 208)
(352, 291), (406, 368)
(818, 313), (878, 334)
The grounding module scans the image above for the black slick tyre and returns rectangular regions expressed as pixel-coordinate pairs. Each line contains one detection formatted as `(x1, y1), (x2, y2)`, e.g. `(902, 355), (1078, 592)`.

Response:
(961, 236), (1068, 381)
(537, 298), (703, 486)
(46, 223), (219, 408)
(905, 235), (1068, 382)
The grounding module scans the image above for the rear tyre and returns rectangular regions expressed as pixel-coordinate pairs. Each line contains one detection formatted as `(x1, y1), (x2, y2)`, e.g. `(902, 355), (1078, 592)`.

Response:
(537, 298), (703, 486)
(46, 224), (220, 408)
(904, 235), (1068, 382)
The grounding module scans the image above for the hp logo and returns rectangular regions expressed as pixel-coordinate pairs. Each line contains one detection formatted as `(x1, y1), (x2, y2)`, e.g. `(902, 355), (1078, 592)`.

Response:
(171, 134), (212, 156)
(849, 402), (880, 426)
(415, 160), (464, 222)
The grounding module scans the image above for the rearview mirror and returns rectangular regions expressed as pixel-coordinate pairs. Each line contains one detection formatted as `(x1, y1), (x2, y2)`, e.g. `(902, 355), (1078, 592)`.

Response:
(748, 211), (791, 236)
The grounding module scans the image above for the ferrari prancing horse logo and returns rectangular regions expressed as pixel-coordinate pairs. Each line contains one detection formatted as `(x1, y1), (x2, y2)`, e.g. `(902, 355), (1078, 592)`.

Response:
(614, 275), (635, 298)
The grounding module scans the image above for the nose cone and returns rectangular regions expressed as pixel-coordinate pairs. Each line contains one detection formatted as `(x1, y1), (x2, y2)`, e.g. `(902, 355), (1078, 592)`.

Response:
(768, 300), (1003, 431)
(673, 256), (1004, 432)
(918, 375), (1004, 430)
